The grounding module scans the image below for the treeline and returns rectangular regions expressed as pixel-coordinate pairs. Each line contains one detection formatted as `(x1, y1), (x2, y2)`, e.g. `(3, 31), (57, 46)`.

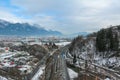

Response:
(96, 26), (120, 52)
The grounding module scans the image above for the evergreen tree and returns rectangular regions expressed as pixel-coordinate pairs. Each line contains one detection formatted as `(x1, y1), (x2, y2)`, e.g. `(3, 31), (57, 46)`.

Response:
(73, 54), (77, 64)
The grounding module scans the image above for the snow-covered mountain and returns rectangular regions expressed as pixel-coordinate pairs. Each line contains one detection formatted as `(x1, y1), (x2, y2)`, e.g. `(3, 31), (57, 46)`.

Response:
(64, 32), (89, 38)
(0, 19), (62, 36)
(70, 32), (89, 37)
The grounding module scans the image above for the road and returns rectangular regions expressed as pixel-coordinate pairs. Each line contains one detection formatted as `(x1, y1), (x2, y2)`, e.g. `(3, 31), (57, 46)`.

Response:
(44, 49), (70, 80)
(27, 47), (70, 80)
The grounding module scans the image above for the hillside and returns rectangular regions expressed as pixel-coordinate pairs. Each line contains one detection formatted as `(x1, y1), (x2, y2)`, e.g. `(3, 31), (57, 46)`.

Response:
(96, 26), (120, 57)
(66, 25), (120, 73)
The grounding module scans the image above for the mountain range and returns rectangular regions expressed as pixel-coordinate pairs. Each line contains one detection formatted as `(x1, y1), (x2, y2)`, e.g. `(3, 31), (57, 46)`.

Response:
(63, 32), (89, 38)
(0, 19), (62, 36)
(0, 19), (90, 37)
(70, 32), (89, 37)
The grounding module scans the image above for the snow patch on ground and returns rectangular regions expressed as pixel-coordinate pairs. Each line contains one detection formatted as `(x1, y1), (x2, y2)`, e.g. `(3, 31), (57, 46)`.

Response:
(104, 78), (110, 80)
(31, 66), (45, 80)
(55, 42), (71, 46)
(0, 76), (8, 80)
(67, 68), (78, 80)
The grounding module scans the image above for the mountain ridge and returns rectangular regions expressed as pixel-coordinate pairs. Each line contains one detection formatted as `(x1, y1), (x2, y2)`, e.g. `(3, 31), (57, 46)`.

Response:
(0, 19), (62, 36)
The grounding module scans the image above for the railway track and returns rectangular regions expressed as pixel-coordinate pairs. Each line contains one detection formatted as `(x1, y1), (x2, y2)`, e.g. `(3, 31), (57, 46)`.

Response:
(45, 49), (70, 80)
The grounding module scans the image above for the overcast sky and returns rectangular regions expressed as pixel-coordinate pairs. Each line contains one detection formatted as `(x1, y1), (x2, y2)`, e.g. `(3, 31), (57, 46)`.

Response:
(0, 0), (120, 34)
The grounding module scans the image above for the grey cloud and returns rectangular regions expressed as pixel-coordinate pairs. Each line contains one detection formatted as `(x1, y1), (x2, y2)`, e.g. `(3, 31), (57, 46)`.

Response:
(6, 0), (120, 33)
